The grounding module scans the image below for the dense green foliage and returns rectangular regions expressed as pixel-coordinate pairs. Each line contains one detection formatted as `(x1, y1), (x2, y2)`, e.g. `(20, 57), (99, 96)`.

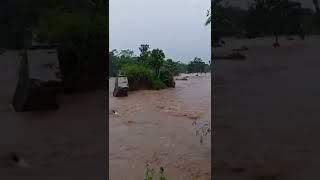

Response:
(34, 9), (107, 77)
(187, 57), (210, 74)
(35, 10), (107, 43)
(0, 0), (107, 91)
(0, 0), (107, 47)
(109, 49), (139, 77)
(121, 64), (167, 90)
(176, 61), (188, 74)
(110, 44), (210, 90)
(163, 59), (179, 76)
(159, 67), (176, 88)
(110, 45), (177, 90)
(246, 0), (308, 43)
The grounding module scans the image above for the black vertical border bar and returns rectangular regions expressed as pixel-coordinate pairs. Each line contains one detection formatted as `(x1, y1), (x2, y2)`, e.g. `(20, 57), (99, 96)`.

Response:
(210, 0), (214, 179)
(106, 0), (110, 179)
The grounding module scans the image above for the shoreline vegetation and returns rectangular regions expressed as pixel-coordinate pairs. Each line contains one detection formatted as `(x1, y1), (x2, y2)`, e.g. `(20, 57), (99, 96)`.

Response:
(0, 0), (107, 92)
(109, 44), (211, 90)
(211, 0), (320, 47)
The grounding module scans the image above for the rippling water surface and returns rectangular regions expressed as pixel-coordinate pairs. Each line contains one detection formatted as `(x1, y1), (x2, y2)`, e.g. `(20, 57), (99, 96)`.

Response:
(109, 73), (211, 180)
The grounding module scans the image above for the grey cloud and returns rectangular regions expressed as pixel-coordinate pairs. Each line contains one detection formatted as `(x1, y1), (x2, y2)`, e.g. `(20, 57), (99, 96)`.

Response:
(109, 0), (211, 63)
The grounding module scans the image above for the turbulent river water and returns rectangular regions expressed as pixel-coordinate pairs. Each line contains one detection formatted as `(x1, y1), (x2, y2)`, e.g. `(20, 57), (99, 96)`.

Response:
(109, 73), (211, 180)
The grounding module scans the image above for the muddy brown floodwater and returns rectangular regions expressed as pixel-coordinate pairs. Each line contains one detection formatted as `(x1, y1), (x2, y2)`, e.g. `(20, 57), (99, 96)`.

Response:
(109, 73), (211, 180)
(0, 51), (106, 179)
(214, 36), (320, 179)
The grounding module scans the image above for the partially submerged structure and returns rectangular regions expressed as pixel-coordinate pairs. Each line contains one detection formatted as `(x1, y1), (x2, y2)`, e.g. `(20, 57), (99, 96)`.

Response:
(12, 45), (62, 111)
(113, 76), (128, 97)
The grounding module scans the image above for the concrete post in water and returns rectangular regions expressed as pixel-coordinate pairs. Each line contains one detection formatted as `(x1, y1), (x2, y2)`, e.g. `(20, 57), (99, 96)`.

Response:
(12, 46), (62, 111)
(113, 76), (128, 97)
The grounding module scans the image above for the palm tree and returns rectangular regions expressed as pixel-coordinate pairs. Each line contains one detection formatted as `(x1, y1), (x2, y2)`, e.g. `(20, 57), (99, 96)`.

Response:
(207, 0), (233, 47)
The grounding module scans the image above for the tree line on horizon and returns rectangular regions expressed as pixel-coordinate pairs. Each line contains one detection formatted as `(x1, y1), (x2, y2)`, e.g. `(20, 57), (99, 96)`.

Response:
(109, 44), (211, 78)
(209, 0), (320, 46)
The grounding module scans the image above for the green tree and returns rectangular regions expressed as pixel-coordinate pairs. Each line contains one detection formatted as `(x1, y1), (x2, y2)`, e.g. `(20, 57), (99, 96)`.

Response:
(210, 0), (224, 46)
(150, 49), (165, 78)
(176, 61), (188, 74)
(119, 49), (135, 58)
(205, 8), (211, 26)
(138, 44), (150, 64)
(109, 49), (119, 77)
(209, 0), (235, 46)
(187, 57), (205, 74)
(246, 0), (305, 45)
(164, 59), (179, 76)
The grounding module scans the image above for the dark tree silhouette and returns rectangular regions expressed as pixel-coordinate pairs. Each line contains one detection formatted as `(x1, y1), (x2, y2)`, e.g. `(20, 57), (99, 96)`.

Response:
(313, 0), (320, 15)
(313, 0), (320, 26)
(246, 0), (305, 46)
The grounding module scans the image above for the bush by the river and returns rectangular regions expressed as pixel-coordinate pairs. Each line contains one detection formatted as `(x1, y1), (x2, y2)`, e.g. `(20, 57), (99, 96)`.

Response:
(159, 67), (175, 88)
(111, 44), (210, 91)
(121, 64), (167, 90)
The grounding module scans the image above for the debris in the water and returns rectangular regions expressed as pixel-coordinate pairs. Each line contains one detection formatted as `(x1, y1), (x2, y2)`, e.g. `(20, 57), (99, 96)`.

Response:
(255, 174), (278, 180)
(214, 52), (246, 60)
(127, 120), (135, 125)
(17, 159), (29, 167)
(272, 42), (280, 47)
(232, 46), (249, 52)
(10, 152), (29, 167)
(10, 152), (19, 162)
(112, 109), (119, 115)
(176, 77), (188, 81)
(189, 116), (199, 120)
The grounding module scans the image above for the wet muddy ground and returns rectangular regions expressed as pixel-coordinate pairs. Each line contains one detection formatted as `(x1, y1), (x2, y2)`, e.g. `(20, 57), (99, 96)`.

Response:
(109, 74), (211, 180)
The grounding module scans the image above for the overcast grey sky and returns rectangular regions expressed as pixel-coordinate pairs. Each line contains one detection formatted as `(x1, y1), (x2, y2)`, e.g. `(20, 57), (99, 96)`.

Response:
(109, 0), (211, 63)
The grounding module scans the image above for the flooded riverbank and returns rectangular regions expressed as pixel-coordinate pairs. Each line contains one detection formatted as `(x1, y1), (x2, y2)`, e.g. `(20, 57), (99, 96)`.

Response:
(109, 73), (211, 179)
(0, 51), (106, 179)
(214, 36), (320, 179)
